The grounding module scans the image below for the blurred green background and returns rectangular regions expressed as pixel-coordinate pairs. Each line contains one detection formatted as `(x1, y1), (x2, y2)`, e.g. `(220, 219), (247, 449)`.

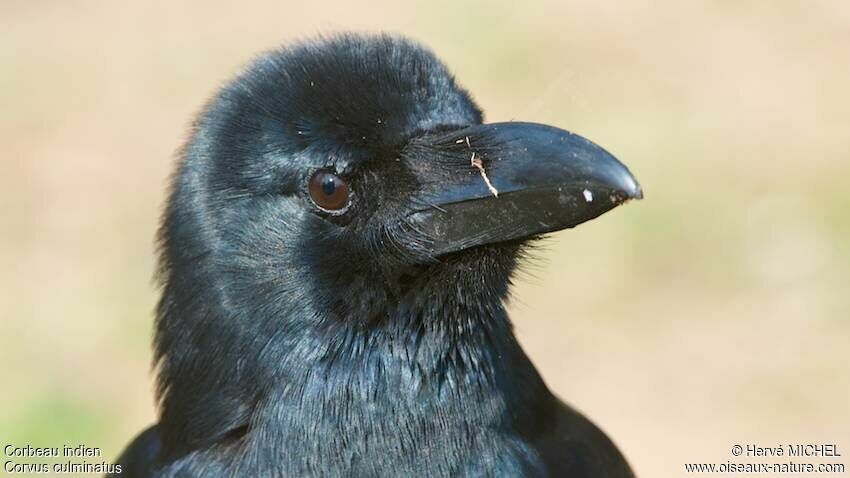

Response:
(2, 1), (849, 476)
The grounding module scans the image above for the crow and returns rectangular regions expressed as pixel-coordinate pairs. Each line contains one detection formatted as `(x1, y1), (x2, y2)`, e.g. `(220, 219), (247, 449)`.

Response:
(112, 34), (642, 477)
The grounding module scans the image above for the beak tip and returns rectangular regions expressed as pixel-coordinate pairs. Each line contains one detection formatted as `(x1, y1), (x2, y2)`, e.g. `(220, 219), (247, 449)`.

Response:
(614, 168), (643, 201)
(630, 183), (644, 200)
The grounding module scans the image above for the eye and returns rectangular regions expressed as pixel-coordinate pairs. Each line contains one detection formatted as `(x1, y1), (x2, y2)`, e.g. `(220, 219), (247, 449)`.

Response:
(308, 170), (351, 212)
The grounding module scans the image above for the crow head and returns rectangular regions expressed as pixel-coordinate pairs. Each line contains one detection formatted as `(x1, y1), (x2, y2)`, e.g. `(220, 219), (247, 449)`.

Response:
(154, 34), (641, 456)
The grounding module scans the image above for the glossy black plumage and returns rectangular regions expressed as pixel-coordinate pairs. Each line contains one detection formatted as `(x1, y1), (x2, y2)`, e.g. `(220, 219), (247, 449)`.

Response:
(112, 34), (637, 477)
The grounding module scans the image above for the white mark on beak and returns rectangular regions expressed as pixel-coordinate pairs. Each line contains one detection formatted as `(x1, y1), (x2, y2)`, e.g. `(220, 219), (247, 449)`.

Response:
(471, 151), (499, 198)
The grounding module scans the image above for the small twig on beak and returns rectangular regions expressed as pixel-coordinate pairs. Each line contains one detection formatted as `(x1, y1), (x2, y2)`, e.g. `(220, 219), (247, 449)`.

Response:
(471, 152), (499, 198)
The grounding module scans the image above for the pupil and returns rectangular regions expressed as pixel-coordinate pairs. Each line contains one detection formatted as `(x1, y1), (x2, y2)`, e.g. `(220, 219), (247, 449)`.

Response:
(321, 176), (336, 196)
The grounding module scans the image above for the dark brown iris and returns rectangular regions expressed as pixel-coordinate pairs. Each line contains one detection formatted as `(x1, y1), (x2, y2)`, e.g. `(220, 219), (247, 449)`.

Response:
(308, 170), (350, 212)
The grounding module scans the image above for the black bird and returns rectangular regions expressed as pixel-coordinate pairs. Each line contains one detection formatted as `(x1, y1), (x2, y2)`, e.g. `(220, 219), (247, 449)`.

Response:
(113, 34), (642, 477)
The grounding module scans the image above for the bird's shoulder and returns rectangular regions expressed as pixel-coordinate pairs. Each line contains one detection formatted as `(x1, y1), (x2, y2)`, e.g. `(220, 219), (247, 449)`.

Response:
(530, 400), (635, 478)
(109, 424), (162, 478)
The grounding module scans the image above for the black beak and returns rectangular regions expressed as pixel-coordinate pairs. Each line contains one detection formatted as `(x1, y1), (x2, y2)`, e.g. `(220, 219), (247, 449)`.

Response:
(403, 122), (643, 257)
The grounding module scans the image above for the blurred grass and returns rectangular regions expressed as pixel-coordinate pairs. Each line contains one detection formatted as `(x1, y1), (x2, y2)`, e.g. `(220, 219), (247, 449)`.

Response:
(2, 1), (849, 476)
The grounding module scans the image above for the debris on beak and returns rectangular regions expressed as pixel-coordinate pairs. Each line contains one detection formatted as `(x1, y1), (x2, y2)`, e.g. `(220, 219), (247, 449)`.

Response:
(458, 135), (499, 197)
(471, 151), (499, 198)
